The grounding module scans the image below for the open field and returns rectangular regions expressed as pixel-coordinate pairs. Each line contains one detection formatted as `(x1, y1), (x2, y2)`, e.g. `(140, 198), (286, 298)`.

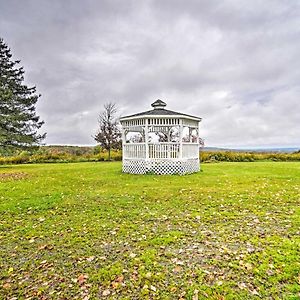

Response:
(0, 162), (299, 299)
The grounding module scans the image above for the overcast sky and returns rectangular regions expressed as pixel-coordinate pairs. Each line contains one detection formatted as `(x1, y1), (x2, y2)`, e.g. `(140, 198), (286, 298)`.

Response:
(1, 0), (299, 148)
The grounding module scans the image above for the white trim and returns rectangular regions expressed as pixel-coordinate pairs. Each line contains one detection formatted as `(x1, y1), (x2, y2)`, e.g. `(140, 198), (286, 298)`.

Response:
(120, 114), (202, 122)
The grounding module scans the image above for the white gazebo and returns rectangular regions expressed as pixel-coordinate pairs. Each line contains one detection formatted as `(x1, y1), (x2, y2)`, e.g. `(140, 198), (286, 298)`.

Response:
(120, 100), (202, 175)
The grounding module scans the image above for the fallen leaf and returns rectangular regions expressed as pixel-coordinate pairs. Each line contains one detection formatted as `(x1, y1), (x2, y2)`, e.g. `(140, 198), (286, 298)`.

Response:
(86, 256), (95, 262)
(116, 275), (124, 282)
(192, 289), (199, 300)
(3, 283), (11, 289)
(266, 269), (274, 276)
(238, 282), (247, 289)
(112, 282), (119, 289)
(173, 266), (182, 273)
(251, 289), (260, 296)
(78, 274), (88, 285)
(129, 253), (137, 258)
(150, 285), (156, 292)
(38, 244), (47, 250)
(102, 289), (110, 296)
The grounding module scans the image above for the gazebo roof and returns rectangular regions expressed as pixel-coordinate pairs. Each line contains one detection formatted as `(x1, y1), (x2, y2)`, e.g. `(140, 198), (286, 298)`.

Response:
(120, 100), (202, 121)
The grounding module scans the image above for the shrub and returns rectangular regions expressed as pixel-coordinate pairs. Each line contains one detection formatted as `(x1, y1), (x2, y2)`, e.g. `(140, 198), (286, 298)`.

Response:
(1, 147), (300, 165)
(200, 151), (300, 162)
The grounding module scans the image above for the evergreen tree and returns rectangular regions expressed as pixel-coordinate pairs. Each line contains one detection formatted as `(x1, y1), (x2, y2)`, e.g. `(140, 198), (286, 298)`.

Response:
(0, 38), (45, 152)
(94, 103), (121, 160)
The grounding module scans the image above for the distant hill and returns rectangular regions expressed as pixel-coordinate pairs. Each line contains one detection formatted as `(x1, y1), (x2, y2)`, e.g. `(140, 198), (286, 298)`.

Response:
(202, 147), (300, 153)
(43, 145), (95, 155)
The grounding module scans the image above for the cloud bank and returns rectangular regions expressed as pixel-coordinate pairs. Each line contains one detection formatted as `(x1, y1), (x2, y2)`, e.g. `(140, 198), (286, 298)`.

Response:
(1, 0), (299, 147)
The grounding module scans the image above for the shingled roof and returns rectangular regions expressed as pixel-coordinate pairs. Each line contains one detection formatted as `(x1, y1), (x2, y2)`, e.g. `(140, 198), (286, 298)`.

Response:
(120, 100), (202, 121)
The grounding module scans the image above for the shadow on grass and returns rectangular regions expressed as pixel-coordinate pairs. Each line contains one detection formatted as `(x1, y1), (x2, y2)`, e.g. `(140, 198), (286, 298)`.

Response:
(0, 165), (14, 170)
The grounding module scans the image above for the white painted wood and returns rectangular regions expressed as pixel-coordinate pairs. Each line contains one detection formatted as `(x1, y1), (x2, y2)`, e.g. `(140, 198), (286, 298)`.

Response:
(123, 142), (199, 160)
(179, 119), (183, 159)
(120, 103), (201, 174)
(120, 115), (201, 122)
(145, 118), (149, 160)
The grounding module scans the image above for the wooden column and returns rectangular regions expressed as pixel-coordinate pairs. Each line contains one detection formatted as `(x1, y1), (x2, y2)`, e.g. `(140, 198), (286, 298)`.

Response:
(121, 126), (126, 159)
(198, 121), (201, 163)
(179, 119), (183, 159)
(145, 118), (149, 160)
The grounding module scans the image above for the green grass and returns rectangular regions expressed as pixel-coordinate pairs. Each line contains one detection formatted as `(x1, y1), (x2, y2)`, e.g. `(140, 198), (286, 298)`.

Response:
(0, 162), (299, 299)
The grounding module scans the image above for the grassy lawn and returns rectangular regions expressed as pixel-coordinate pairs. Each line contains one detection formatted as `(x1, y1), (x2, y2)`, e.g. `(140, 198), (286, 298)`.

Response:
(0, 162), (299, 299)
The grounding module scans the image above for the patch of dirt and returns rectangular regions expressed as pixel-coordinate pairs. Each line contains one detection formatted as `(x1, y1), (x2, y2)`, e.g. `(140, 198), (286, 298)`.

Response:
(0, 172), (29, 181)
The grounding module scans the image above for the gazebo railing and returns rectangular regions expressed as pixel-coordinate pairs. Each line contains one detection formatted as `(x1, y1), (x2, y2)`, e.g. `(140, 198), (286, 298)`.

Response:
(149, 143), (179, 159)
(123, 143), (146, 159)
(123, 143), (199, 160)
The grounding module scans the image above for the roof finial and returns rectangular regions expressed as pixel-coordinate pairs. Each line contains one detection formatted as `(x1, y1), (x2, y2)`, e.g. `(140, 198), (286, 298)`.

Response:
(151, 99), (167, 110)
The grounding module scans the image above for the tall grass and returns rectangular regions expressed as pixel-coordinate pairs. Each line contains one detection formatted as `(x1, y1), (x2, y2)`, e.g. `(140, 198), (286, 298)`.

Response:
(0, 147), (122, 165)
(0, 146), (299, 165)
(200, 150), (300, 162)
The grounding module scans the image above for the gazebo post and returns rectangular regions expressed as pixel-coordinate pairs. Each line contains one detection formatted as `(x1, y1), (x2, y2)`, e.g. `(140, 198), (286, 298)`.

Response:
(145, 118), (149, 161)
(179, 119), (183, 159)
(121, 130), (126, 146)
(121, 129), (126, 160)
(198, 122), (201, 145)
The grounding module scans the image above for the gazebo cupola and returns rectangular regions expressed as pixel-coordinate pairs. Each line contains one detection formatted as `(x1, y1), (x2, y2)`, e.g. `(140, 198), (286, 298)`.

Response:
(120, 100), (202, 175)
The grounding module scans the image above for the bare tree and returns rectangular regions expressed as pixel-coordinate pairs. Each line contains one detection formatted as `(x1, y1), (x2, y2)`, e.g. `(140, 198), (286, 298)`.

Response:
(94, 103), (121, 160)
(199, 137), (205, 148)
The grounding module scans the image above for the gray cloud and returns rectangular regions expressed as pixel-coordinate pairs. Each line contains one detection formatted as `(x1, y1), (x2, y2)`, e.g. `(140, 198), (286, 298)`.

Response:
(1, 0), (299, 147)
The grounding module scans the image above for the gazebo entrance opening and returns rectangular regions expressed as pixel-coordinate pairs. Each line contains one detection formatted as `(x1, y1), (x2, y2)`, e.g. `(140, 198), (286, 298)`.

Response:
(120, 100), (202, 175)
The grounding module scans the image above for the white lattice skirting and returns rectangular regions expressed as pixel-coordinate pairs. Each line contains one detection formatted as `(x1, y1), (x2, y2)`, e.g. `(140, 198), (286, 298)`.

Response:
(122, 159), (200, 175)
